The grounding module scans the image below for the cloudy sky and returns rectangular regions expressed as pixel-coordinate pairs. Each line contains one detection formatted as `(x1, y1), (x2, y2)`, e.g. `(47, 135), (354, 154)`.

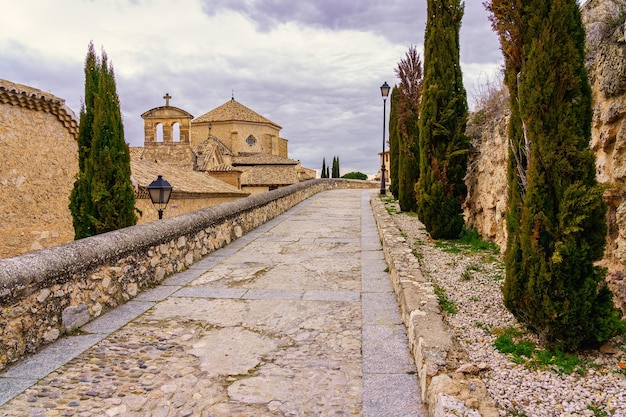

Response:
(1, 0), (509, 176)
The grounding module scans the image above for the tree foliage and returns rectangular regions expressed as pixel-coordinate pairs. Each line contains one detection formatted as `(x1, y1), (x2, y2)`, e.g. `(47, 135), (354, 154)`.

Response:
(342, 172), (368, 180)
(415, 0), (469, 238)
(69, 42), (137, 239)
(321, 157), (327, 178)
(393, 46), (423, 212)
(388, 85), (400, 198)
(486, 0), (624, 350)
(332, 156), (340, 178)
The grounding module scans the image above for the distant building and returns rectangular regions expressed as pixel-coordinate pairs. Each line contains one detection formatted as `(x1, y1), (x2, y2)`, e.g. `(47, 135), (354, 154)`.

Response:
(374, 150), (390, 183)
(131, 95), (315, 220)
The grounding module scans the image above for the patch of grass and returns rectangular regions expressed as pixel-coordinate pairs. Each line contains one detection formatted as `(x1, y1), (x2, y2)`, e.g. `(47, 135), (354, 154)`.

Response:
(461, 269), (473, 281)
(587, 403), (610, 417)
(493, 330), (586, 375)
(475, 321), (491, 334)
(436, 228), (499, 256)
(432, 283), (458, 314)
(69, 327), (87, 336)
(505, 409), (528, 417)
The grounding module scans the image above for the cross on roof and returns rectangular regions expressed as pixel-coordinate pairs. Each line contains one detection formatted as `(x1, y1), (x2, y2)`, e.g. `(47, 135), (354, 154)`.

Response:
(163, 93), (172, 106)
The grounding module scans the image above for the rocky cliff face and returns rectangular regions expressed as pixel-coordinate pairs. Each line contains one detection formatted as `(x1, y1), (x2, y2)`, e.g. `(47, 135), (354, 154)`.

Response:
(464, 0), (626, 310)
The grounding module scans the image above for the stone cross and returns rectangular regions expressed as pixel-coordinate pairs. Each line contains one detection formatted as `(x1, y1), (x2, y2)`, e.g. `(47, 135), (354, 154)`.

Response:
(163, 93), (172, 106)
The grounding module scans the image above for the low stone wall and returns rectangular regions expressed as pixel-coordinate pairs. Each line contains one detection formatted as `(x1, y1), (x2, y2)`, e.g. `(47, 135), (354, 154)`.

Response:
(370, 195), (498, 417)
(0, 179), (376, 370)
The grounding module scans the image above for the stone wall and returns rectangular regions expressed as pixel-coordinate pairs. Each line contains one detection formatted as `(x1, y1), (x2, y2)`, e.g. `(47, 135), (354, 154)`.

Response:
(464, 2), (626, 312)
(0, 80), (79, 259)
(372, 196), (497, 417)
(464, 113), (509, 251)
(0, 179), (376, 370)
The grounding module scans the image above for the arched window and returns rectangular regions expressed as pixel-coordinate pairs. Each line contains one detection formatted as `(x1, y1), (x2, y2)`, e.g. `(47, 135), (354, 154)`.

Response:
(172, 122), (181, 142)
(156, 123), (164, 142)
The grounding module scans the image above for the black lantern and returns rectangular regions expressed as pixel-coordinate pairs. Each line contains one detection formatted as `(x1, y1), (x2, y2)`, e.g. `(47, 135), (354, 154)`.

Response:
(380, 81), (390, 195)
(147, 175), (173, 219)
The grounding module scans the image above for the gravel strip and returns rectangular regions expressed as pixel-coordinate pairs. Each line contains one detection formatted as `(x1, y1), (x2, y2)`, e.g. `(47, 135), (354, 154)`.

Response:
(385, 201), (626, 417)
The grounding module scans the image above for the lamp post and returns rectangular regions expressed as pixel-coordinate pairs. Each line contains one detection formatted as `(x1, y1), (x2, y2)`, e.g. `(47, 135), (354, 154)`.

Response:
(380, 81), (390, 195)
(147, 175), (173, 220)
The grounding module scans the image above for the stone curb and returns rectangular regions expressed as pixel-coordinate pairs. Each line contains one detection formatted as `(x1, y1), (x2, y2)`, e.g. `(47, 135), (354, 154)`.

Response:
(369, 195), (499, 417)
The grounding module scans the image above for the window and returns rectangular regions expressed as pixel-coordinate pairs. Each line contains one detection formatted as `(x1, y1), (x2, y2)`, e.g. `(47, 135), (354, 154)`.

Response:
(172, 122), (181, 142)
(156, 123), (164, 142)
(246, 135), (257, 146)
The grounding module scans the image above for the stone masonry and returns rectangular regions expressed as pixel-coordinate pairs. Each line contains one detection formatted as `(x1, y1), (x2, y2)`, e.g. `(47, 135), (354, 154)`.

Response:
(0, 180), (376, 372)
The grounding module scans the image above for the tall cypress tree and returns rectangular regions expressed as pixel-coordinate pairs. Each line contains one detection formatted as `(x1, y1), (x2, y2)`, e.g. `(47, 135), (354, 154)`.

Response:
(69, 44), (136, 238)
(70, 43), (99, 238)
(332, 156), (340, 178)
(388, 85), (400, 198)
(321, 158), (327, 178)
(487, 0), (624, 350)
(415, 0), (469, 238)
(395, 46), (423, 212)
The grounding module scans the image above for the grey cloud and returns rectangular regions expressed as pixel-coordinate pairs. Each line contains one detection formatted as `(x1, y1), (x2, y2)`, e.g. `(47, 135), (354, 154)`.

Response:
(200, 0), (427, 45)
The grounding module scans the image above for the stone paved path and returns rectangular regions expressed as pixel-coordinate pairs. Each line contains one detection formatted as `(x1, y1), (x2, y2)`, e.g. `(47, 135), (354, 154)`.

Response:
(0, 189), (426, 416)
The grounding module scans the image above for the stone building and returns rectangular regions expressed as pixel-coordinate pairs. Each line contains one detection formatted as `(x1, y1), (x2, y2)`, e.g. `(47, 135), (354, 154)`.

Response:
(0, 79), (79, 258)
(131, 95), (315, 202)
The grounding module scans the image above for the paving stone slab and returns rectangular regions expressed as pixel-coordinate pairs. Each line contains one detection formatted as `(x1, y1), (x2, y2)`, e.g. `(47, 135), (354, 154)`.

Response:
(362, 292), (403, 325)
(362, 324), (415, 374)
(363, 373), (426, 417)
(1, 333), (106, 379)
(81, 301), (154, 334)
(173, 286), (247, 299)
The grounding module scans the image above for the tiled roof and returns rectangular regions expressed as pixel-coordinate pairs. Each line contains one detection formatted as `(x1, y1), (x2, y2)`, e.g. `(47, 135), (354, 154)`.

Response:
(0, 78), (79, 138)
(193, 137), (234, 171)
(193, 99), (281, 129)
(129, 147), (145, 159)
(131, 160), (248, 196)
(241, 165), (299, 186)
(209, 164), (241, 172)
(233, 153), (299, 166)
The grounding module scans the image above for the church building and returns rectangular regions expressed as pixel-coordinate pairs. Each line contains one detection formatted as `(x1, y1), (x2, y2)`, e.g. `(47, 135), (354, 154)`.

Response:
(130, 94), (315, 219)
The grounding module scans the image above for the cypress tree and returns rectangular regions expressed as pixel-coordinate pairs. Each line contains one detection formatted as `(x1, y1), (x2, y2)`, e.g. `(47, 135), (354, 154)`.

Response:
(395, 46), (423, 212)
(487, 0), (624, 350)
(69, 42), (99, 238)
(332, 156), (340, 178)
(321, 158), (327, 178)
(415, 0), (469, 238)
(69, 44), (136, 238)
(388, 85), (400, 198)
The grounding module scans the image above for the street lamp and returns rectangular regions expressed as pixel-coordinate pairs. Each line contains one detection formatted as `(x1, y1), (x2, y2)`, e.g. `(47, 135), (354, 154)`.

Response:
(147, 175), (173, 220)
(380, 81), (390, 195)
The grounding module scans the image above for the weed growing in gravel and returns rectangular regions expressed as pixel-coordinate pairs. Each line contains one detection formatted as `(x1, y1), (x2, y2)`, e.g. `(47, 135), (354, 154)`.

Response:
(493, 327), (586, 375)
(435, 227), (499, 255)
(433, 283), (458, 314)
(475, 321), (491, 334)
(587, 403), (610, 417)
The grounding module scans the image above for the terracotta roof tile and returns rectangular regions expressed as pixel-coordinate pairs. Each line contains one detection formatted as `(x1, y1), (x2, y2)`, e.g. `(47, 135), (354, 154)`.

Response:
(0, 78), (79, 138)
(131, 160), (248, 196)
(193, 99), (281, 129)
(233, 154), (298, 166)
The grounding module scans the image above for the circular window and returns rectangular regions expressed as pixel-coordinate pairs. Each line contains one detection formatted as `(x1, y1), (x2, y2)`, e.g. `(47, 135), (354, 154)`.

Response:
(246, 135), (257, 146)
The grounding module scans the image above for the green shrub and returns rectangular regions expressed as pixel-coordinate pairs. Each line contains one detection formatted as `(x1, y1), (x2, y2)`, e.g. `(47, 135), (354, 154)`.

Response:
(341, 172), (368, 180)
